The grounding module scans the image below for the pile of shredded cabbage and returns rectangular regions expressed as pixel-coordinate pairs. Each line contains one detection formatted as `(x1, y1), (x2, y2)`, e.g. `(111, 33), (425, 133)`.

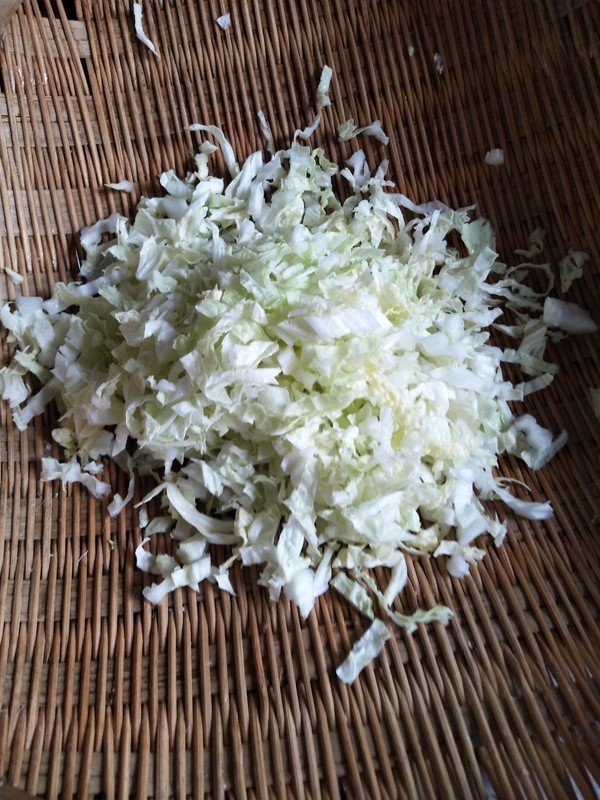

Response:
(1, 119), (596, 681)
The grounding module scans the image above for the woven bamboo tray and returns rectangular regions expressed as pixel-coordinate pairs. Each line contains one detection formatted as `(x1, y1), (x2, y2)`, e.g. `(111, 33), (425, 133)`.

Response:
(1, 1), (599, 797)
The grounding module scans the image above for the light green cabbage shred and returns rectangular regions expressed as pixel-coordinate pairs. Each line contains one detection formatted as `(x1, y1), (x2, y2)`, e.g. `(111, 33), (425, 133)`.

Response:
(331, 572), (375, 619)
(133, 2), (158, 56)
(336, 619), (391, 683)
(0, 120), (586, 678)
(558, 249), (588, 294)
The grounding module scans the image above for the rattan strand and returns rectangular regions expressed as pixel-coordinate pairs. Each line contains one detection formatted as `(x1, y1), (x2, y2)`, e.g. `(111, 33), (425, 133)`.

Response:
(0, 1), (599, 797)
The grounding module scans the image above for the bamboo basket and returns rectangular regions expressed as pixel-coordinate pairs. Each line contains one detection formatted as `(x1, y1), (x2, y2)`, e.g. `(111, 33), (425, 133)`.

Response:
(0, 1), (599, 798)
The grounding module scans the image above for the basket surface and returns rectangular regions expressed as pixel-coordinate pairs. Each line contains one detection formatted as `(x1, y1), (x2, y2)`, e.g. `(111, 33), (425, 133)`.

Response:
(0, 1), (599, 798)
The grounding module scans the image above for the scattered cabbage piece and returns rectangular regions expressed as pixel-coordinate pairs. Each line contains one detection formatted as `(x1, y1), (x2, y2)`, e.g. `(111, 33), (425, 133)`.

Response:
(317, 65), (333, 108)
(331, 572), (375, 619)
(527, 228), (546, 255)
(383, 556), (409, 605)
(484, 149), (505, 166)
(3, 267), (24, 285)
(133, 2), (158, 56)
(433, 540), (486, 578)
(434, 52), (444, 73)
(105, 180), (134, 192)
(0, 364), (36, 410)
(407, 45), (415, 57)
(80, 211), (122, 254)
(1, 107), (594, 681)
(256, 110), (273, 154)
(543, 297), (598, 334)
(559, 249), (588, 293)
(514, 228), (545, 259)
(41, 456), (111, 499)
(295, 114), (322, 141)
(338, 118), (389, 145)
(216, 13), (231, 30)
(353, 569), (454, 633)
(511, 414), (569, 469)
(336, 619), (391, 683)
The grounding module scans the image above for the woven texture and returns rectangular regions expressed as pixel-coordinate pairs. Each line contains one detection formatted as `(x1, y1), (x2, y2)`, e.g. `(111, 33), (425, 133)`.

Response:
(1, 1), (599, 797)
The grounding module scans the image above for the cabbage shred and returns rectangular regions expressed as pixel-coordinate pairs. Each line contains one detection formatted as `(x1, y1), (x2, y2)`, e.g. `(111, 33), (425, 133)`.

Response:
(0, 124), (576, 675)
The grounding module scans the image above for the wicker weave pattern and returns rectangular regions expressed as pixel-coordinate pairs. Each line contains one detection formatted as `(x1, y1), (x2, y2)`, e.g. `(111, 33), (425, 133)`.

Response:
(1, 1), (599, 797)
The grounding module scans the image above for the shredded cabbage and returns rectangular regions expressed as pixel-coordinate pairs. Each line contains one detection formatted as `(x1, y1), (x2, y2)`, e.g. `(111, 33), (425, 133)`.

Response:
(515, 227), (546, 258)
(133, 2), (158, 56)
(331, 572), (375, 619)
(3, 267), (24, 285)
(338, 118), (389, 145)
(105, 180), (134, 192)
(316, 66), (333, 108)
(484, 149), (505, 166)
(336, 619), (391, 683)
(558, 249), (588, 293)
(1, 107), (594, 680)
(352, 568), (454, 632)
(216, 13), (231, 30)
(543, 297), (598, 335)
